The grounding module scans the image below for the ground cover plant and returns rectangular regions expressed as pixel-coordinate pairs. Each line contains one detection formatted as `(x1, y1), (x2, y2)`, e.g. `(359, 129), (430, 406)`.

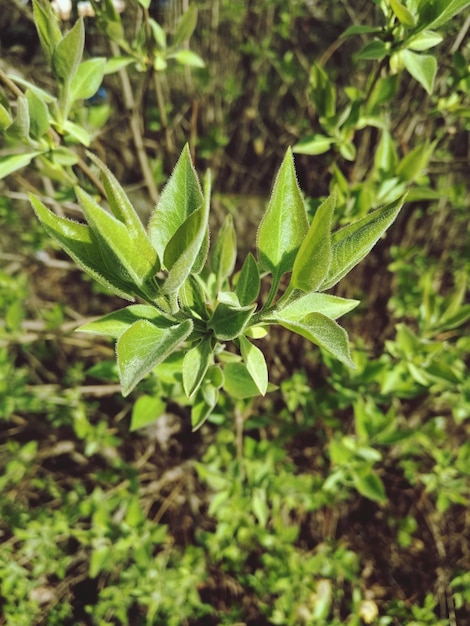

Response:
(1, 0), (470, 624)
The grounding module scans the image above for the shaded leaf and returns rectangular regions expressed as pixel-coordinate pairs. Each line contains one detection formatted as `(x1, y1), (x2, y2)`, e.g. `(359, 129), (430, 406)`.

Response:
(208, 301), (256, 341)
(239, 335), (268, 395)
(130, 395), (166, 432)
(402, 49), (437, 94)
(182, 337), (213, 397)
(236, 253), (261, 306)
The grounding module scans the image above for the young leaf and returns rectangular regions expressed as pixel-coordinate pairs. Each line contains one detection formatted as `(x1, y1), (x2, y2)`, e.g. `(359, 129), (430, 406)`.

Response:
(208, 301), (256, 341)
(182, 337), (213, 397)
(236, 253), (261, 306)
(75, 187), (159, 294)
(167, 50), (205, 68)
(70, 58), (107, 102)
(390, 0), (416, 26)
(117, 319), (193, 396)
(407, 30), (443, 51)
(29, 193), (139, 300)
(239, 335), (268, 396)
(353, 470), (387, 502)
(290, 193), (335, 292)
(149, 18), (166, 50)
(149, 144), (204, 264)
(192, 382), (218, 431)
(6, 97), (30, 142)
(223, 362), (261, 399)
(277, 293), (359, 321)
(273, 312), (356, 368)
(396, 141), (436, 182)
(78, 305), (174, 338)
(85, 152), (160, 273)
(52, 18), (85, 84)
(211, 214), (237, 292)
(257, 148), (309, 286)
(320, 196), (404, 291)
(26, 90), (49, 139)
(130, 395), (166, 432)
(0, 153), (41, 180)
(418, 0), (470, 31)
(293, 135), (335, 156)
(162, 201), (209, 295)
(172, 5), (198, 46)
(402, 50), (437, 94)
(32, 0), (62, 64)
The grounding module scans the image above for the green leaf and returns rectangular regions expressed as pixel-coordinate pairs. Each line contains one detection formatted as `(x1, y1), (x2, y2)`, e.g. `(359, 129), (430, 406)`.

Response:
(374, 129), (398, 175)
(290, 193), (335, 292)
(211, 214), (237, 292)
(192, 382), (218, 431)
(26, 89), (49, 139)
(321, 196), (404, 290)
(149, 144), (204, 265)
(85, 152), (160, 273)
(62, 120), (91, 145)
(208, 301), (256, 341)
(274, 312), (356, 368)
(0, 103), (12, 131)
(52, 18), (85, 83)
(182, 337), (213, 397)
(390, 0), (416, 26)
(78, 305), (174, 338)
(7, 75), (56, 103)
(162, 200), (209, 295)
(130, 395), (166, 431)
(149, 18), (166, 49)
(293, 135), (335, 156)
(6, 97), (30, 141)
(32, 0), (62, 63)
(167, 49), (205, 68)
(353, 470), (387, 502)
(239, 335), (268, 395)
(75, 187), (159, 296)
(341, 25), (384, 37)
(278, 293), (359, 321)
(29, 193), (140, 300)
(172, 5), (198, 46)
(236, 253), (261, 306)
(309, 63), (336, 118)
(70, 58), (107, 102)
(257, 148), (309, 287)
(407, 30), (443, 51)
(402, 50), (437, 94)
(117, 319), (193, 396)
(357, 40), (389, 61)
(223, 362), (261, 399)
(396, 140), (436, 182)
(0, 152), (41, 180)
(104, 56), (134, 74)
(418, 0), (470, 31)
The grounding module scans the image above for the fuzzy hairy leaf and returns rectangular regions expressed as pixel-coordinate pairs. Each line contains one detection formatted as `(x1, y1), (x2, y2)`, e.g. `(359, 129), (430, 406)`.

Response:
(211, 214), (237, 292)
(257, 148), (309, 284)
(239, 335), (268, 396)
(149, 144), (204, 265)
(290, 193), (335, 292)
(182, 337), (213, 397)
(274, 312), (356, 368)
(320, 197), (404, 291)
(236, 253), (261, 306)
(117, 319), (193, 396)
(208, 301), (256, 341)
(278, 293), (359, 321)
(85, 152), (160, 274)
(29, 194), (139, 300)
(75, 187), (159, 296)
(223, 362), (261, 399)
(78, 305), (174, 338)
(52, 18), (85, 84)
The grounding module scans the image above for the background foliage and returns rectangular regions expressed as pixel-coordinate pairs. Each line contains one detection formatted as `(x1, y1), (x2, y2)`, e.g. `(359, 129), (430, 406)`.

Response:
(1, 0), (470, 624)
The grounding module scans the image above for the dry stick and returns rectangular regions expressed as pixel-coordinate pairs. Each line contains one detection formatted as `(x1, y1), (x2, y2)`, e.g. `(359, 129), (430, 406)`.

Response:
(109, 41), (159, 204)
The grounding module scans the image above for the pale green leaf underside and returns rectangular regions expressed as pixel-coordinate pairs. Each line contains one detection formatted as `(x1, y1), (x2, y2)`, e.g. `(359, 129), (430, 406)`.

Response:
(278, 293), (359, 321)
(117, 319), (193, 396)
(274, 312), (356, 368)
(78, 305), (174, 338)
(321, 196), (404, 290)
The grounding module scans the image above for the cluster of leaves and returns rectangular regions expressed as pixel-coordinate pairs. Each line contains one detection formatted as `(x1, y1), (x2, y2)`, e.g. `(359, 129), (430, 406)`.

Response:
(31, 143), (403, 430)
